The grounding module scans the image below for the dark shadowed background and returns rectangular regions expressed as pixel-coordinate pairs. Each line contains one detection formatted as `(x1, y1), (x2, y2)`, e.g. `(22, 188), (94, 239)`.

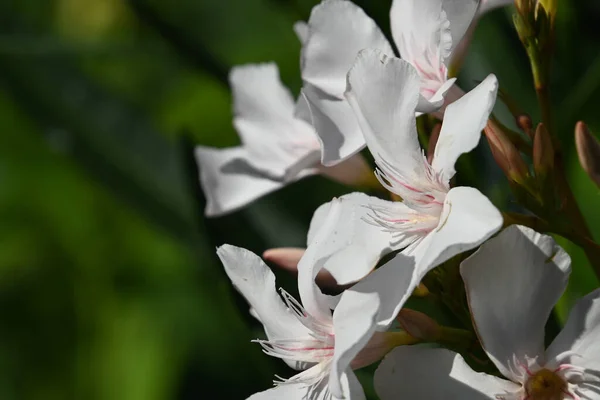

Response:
(0, 0), (599, 399)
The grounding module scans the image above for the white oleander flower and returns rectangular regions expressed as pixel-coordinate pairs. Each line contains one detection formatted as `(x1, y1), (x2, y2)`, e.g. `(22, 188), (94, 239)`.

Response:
(305, 49), (501, 295)
(195, 63), (372, 217)
(375, 225), (600, 400)
(298, 0), (480, 165)
(217, 200), (409, 399)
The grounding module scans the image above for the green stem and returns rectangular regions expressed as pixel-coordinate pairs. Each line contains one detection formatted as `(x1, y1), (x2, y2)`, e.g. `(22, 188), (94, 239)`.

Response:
(436, 326), (474, 349)
(536, 85), (554, 138)
(525, 42), (600, 280)
(554, 158), (600, 280)
(502, 212), (551, 232)
(386, 331), (422, 348)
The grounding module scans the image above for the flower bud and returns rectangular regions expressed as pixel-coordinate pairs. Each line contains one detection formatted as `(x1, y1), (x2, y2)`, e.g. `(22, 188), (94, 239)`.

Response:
(514, 0), (555, 54)
(536, 0), (556, 28)
(533, 123), (554, 178)
(514, 0), (534, 16)
(513, 1), (536, 43)
(575, 121), (600, 188)
(263, 248), (341, 291)
(396, 309), (440, 342)
(485, 119), (530, 185)
(517, 114), (534, 139)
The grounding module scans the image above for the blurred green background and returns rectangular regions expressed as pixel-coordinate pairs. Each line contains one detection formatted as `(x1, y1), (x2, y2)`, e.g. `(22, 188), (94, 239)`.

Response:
(0, 0), (599, 399)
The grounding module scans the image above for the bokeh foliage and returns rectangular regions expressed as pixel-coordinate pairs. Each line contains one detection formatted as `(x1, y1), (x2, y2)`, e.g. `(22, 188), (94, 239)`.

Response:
(0, 0), (599, 399)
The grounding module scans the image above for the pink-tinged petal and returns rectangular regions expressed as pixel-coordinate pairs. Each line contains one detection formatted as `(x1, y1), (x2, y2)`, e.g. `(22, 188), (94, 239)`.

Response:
(432, 74), (498, 184)
(460, 225), (571, 382)
(329, 289), (380, 398)
(351, 252), (418, 330)
(345, 49), (426, 183)
(216, 245), (309, 342)
(302, 84), (365, 166)
(195, 146), (288, 217)
(230, 63), (317, 173)
(375, 346), (520, 399)
(411, 186), (503, 277)
(302, 0), (393, 98)
(546, 288), (600, 374)
(306, 193), (415, 285)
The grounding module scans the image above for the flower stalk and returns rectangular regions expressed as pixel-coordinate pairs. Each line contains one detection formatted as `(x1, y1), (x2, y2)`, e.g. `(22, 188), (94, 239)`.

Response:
(511, 0), (600, 280)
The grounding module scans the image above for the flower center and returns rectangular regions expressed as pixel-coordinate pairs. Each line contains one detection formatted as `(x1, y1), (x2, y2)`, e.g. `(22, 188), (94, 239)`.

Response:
(524, 368), (567, 400)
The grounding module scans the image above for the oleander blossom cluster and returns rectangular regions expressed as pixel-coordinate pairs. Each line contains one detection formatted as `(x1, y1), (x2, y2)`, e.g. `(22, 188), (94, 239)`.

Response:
(194, 0), (600, 399)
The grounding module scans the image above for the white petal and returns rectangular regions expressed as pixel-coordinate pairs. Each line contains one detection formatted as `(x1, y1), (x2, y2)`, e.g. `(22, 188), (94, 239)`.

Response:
(343, 371), (366, 400)
(442, 0), (480, 55)
(478, 0), (513, 16)
(303, 84), (365, 166)
(249, 363), (364, 400)
(230, 63), (317, 173)
(391, 0), (478, 65)
(391, 0), (453, 63)
(460, 225), (571, 381)
(302, 0), (393, 97)
(546, 288), (600, 373)
(293, 21), (308, 44)
(417, 77), (457, 114)
(431, 74), (498, 183)
(412, 186), (503, 276)
(345, 50), (426, 183)
(350, 252), (418, 330)
(216, 245), (309, 341)
(195, 146), (287, 217)
(247, 382), (326, 400)
(294, 91), (312, 125)
(297, 199), (345, 323)
(375, 346), (520, 399)
(329, 289), (380, 398)
(306, 193), (413, 285)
